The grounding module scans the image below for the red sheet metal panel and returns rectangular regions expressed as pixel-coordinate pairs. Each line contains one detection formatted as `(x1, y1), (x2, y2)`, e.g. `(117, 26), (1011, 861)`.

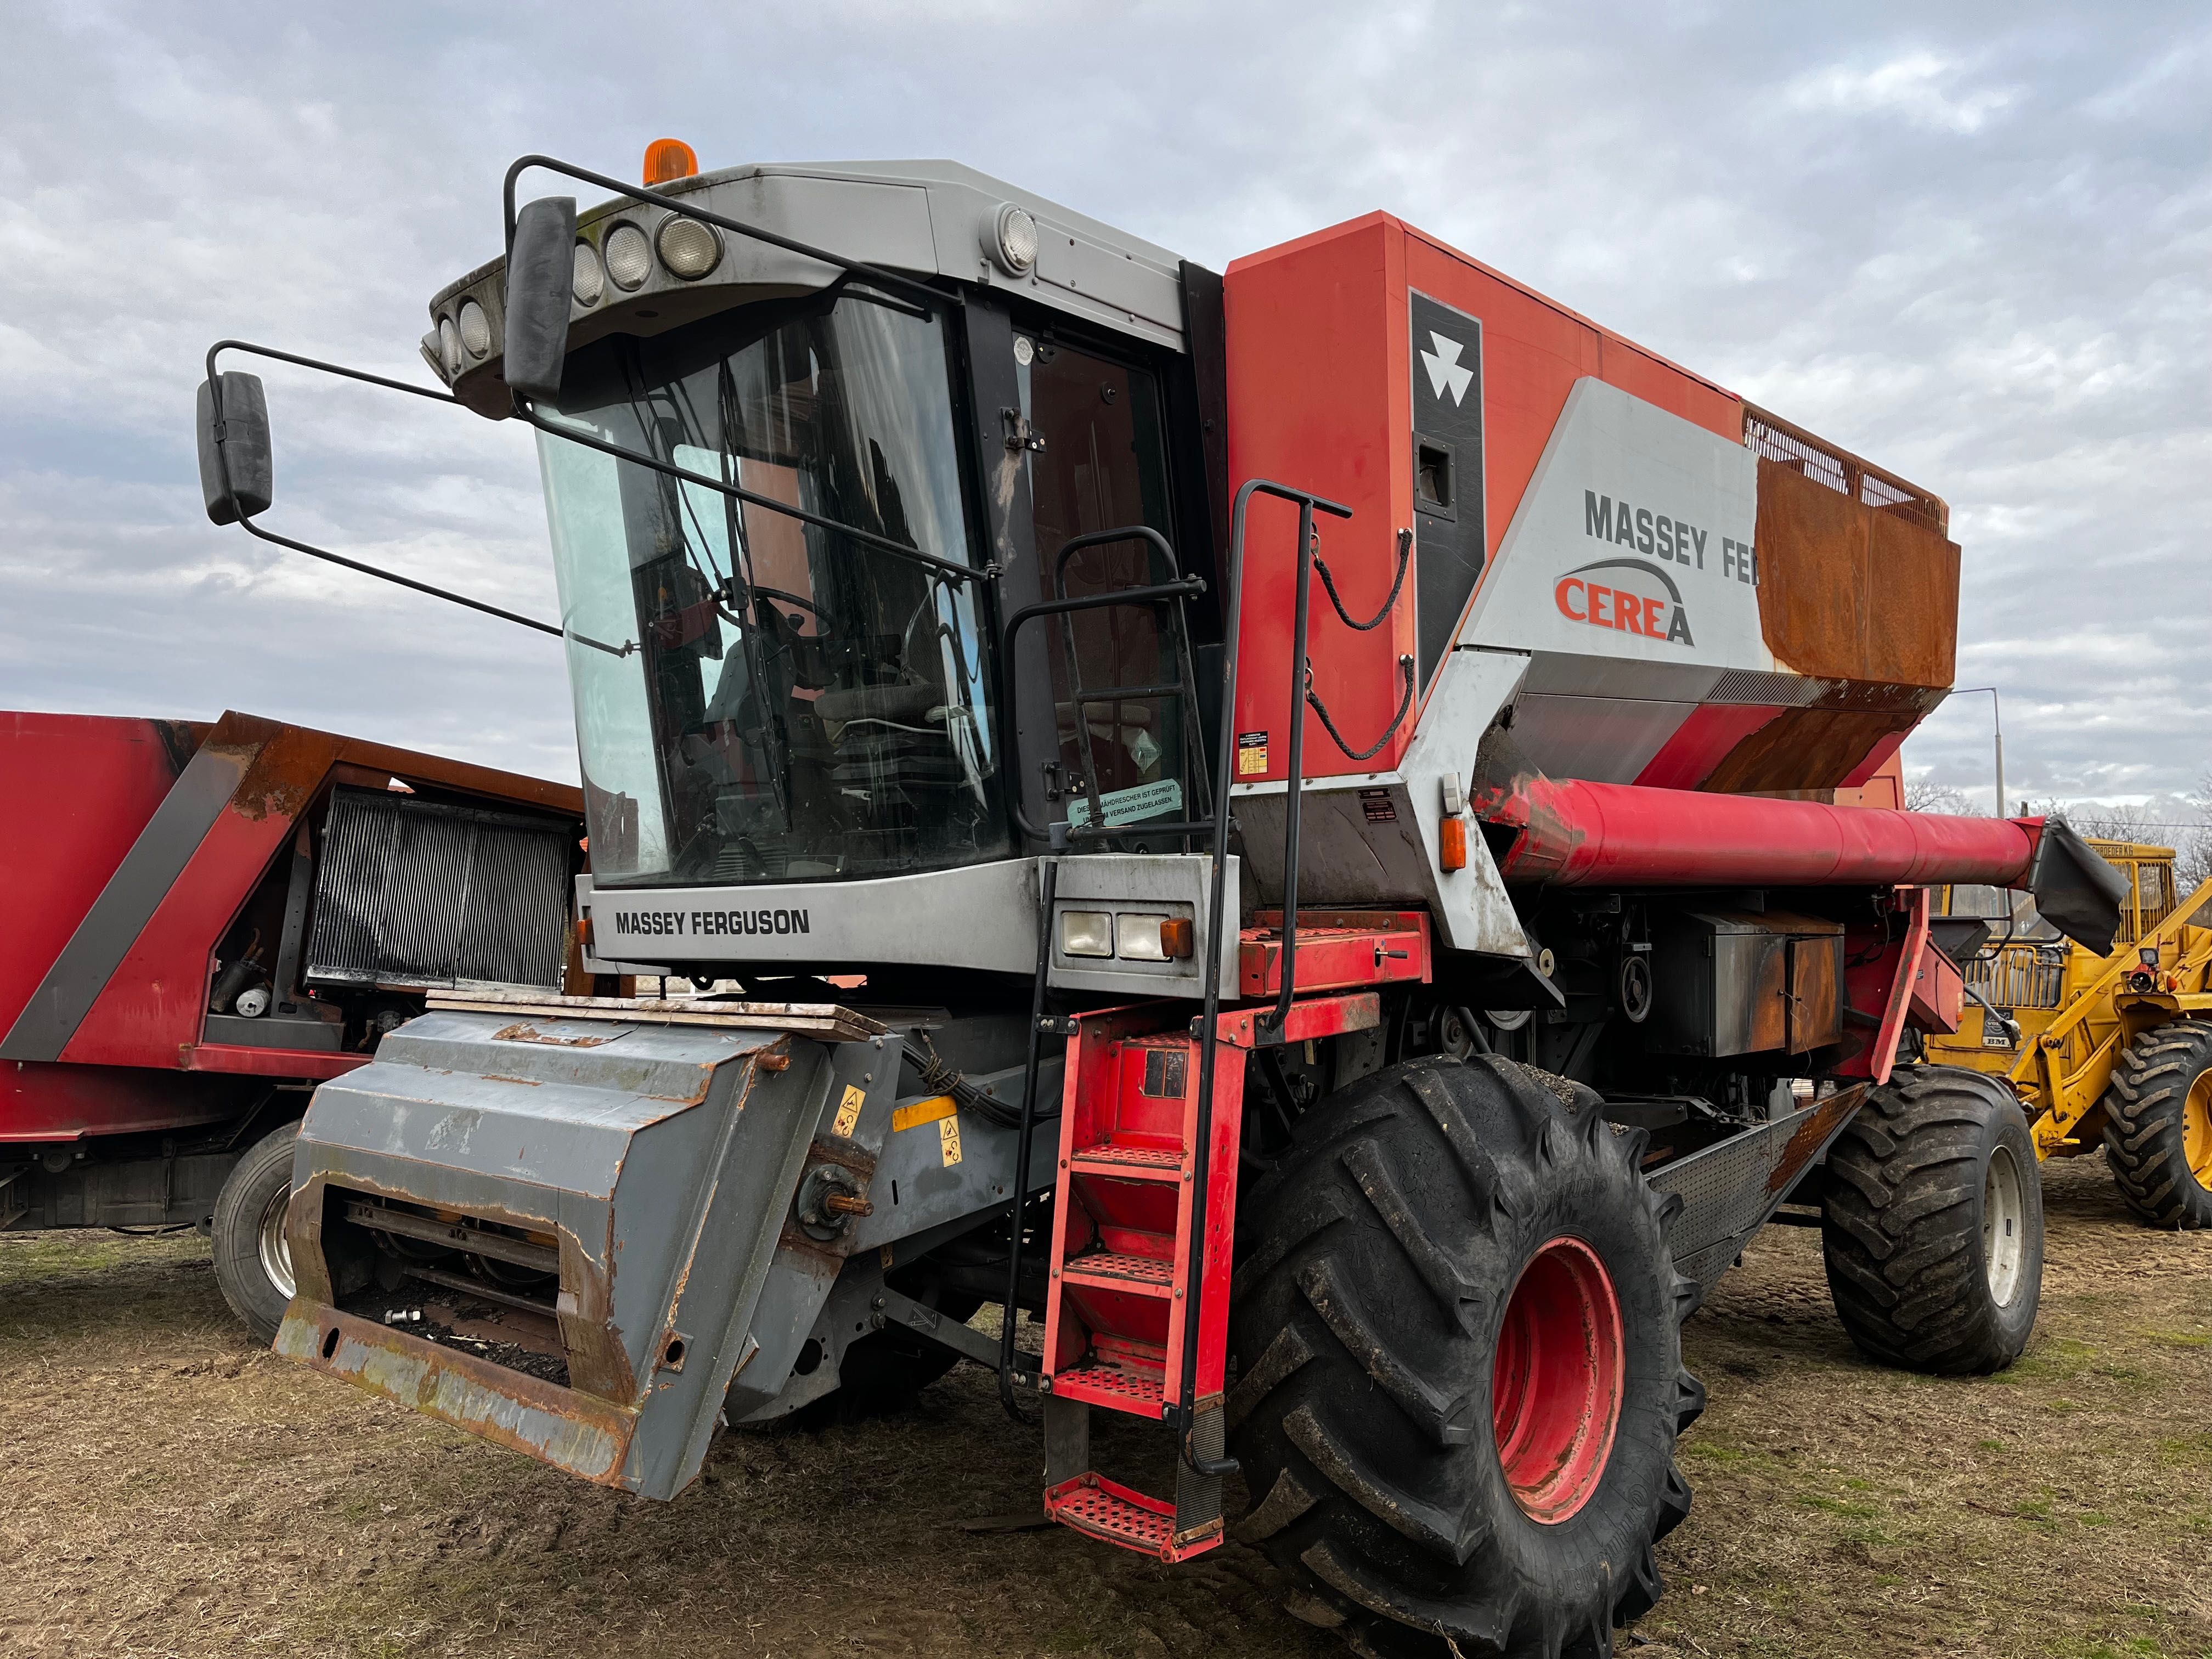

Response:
(0, 713), (202, 1038)
(55, 714), (584, 1071)
(56, 720), (346, 1069)
(0, 1060), (247, 1143)
(1224, 215), (1750, 788)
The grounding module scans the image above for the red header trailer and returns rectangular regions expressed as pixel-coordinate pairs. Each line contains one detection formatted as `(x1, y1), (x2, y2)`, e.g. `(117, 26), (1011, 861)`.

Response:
(1, 710), (583, 1335)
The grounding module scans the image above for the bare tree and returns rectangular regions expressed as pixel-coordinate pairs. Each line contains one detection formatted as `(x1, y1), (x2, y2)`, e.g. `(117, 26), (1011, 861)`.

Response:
(1905, 778), (1972, 815)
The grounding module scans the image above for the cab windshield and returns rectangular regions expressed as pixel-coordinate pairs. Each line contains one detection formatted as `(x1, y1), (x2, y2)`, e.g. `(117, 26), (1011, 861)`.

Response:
(534, 287), (1007, 887)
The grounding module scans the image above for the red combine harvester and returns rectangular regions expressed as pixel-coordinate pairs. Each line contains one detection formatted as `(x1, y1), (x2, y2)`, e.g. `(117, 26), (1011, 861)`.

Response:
(191, 146), (2124, 1657)
(2, 711), (584, 1335)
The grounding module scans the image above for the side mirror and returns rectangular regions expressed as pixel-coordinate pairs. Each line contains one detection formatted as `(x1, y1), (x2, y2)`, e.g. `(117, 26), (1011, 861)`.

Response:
(196, 370), (273, 525)
(505, 195), (578, 404)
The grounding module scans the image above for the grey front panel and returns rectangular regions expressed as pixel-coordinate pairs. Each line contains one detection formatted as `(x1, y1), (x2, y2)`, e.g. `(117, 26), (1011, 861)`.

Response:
(582, 859), (1039, 973)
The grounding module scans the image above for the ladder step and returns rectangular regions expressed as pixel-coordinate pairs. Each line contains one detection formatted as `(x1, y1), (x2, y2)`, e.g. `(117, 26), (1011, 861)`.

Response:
(1062, 1251), (1177, 1296)
(1045, 1472), (1222, 1562)
(1068, 1142), (1186, 1182)
(1051, 1359), (1164, 1414)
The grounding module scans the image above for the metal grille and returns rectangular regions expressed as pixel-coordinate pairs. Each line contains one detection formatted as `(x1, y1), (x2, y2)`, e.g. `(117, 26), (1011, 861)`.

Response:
(1742, 405), (1947, 535)
(1966, 944), (2066, 1011)
(307, 786), (572, 991)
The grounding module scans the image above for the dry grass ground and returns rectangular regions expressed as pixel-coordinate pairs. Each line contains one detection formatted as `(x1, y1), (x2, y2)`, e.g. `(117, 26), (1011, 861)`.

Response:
(2, 1155), (2207, 1659)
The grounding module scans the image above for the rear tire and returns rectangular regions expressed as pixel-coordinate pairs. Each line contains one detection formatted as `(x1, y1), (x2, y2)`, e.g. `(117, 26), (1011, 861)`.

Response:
(1821, 1066), (2042, 1373)
(1228, 1057), (1701, 1658)
(2101, 1020), (2212, 1228)
(211, 1121), (301, 1344)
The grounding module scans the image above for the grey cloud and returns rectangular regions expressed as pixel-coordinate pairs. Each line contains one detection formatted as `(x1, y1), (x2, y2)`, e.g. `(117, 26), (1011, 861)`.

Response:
(0, 0), (2203, 813)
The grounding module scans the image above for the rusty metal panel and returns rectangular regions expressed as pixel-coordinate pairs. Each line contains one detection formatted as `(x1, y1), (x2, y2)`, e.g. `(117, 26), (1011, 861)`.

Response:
(1752, 458), (1959, 690)
(279, 1009), (834, 1500)
(1788, 935), (1843, 1052)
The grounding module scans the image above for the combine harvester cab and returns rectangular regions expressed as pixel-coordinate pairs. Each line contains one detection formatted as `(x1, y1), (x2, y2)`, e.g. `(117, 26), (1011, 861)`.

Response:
(200, 143), (2130, 1654)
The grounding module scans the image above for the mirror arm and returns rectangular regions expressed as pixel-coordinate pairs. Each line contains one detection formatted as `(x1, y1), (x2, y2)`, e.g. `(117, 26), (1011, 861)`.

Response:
(199, 341), (633, 656)
(205, 337), (462, 408)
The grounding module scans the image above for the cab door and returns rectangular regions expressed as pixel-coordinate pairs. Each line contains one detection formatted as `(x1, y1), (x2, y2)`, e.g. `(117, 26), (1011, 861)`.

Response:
(1012, 331), (1195, 846)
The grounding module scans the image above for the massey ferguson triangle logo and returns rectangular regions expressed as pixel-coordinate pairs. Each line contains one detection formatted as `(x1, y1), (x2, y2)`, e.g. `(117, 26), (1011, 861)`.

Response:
(1554, 557), (1696, 646)
(1420, 331), (1474, 405)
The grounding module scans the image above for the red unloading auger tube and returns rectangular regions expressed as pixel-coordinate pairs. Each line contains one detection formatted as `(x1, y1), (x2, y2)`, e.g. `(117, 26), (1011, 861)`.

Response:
(1480, 774), (2044, 890)
(1469, 760), (2131, 1085)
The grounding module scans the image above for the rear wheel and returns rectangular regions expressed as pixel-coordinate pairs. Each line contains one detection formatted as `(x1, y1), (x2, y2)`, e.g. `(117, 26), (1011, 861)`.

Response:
(1228, 1057), (1700, 1658)
(2102, 1020), (2212, 1228)
(211, 1121), (301, 1344)
(1821, 1066), (2043, 1373)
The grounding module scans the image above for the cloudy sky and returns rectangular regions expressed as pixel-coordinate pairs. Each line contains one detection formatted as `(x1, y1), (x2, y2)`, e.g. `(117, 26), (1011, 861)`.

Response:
(3, 1), (2204, 817)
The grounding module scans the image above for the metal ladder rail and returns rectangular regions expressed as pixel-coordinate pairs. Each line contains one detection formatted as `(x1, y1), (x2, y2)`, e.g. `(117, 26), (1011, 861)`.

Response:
(996, 524), (1213, 1417)
(1175, 478), (1351, 1469)
(1048, 527), (1218, 851)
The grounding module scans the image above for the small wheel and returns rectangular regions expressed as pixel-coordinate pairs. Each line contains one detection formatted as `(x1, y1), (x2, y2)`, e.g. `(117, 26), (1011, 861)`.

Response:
(2102, 1019), (2212, 1228)
(212, 1121), (302, 1343)
(1618, 953), (1654, 1024)
(1229, 1057), (1701, 1656)
(1821, 1066), (2044, 1373)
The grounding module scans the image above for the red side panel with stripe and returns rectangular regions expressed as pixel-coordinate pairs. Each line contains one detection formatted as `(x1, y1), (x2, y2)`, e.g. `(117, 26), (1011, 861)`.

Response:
(0, 713), (201, 1039)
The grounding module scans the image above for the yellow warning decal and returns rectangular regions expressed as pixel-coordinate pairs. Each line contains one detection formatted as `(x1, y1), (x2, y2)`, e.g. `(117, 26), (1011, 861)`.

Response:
(831, 1084), (867, 1138)
(892, 1094), (958, 1133)
(939, 1114), (964, 1167)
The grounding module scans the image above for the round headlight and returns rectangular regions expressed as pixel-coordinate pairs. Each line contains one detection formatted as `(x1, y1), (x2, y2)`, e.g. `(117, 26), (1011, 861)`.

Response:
(437, 315), (462, 378)
(572, 240), (605, 307)
(456, 300), (492, 358)
(656, 215), (721, 280)
(994, 204), (1038, 275)
(603, 222), (653, 291)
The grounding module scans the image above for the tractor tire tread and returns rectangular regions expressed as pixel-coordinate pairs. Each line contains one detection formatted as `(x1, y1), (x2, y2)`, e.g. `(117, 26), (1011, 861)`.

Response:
(2102, 1019), (2212, 1228)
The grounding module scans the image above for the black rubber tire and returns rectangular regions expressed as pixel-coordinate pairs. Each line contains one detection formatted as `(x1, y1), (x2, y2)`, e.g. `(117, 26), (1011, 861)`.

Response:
(211, 1121), (301, 1344)
(2101, 1020), (2212, 1228)
(1228, 1057), (1701, 1659)
(1821, 1066), (2042, 1374)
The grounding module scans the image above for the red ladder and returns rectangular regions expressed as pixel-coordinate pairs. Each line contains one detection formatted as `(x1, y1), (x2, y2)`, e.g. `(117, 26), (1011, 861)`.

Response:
(1037, 978), (1399, 1560)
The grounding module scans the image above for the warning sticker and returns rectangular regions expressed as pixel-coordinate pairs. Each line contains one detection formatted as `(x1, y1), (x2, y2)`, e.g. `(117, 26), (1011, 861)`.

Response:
(1237, 732), (1269, 776)
(938, 1114), (964, 1167)
(892, 1094), (957, 1133)
(1359, 788), (1398, 823)
(831, 1084), (866, 1138)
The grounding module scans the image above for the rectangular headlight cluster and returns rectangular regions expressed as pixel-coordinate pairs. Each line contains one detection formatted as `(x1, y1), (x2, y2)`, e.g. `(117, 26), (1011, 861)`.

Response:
(1058, 910), (1194, 962)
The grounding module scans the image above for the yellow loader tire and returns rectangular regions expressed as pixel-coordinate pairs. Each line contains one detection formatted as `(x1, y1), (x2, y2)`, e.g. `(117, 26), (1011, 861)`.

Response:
(2102, 1020), (2212, 1229)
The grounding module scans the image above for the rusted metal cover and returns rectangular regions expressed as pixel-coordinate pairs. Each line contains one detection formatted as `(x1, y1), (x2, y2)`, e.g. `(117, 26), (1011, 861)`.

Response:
(274, 1009), (833, 1499)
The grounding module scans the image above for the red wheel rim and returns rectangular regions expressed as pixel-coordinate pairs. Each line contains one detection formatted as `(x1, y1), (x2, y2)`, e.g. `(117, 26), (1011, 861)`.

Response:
(1492, 1235), (1625, 1524)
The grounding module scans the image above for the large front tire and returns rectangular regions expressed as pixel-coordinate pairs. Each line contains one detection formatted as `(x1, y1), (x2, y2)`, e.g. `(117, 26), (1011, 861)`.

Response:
(211, 1121), (301, 1344)
(2101, 1020), (2212, 1228)
(1821, 1066), (2042, 1373)
(1228, 1057), (1700, 1659)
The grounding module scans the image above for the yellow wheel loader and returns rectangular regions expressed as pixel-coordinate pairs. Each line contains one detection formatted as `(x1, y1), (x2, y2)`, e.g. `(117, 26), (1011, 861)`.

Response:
(1928, 840), (2212, 1225)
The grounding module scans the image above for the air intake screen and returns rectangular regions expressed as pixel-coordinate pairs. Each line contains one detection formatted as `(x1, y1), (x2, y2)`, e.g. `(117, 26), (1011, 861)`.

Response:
(306, 786), (573, 991)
